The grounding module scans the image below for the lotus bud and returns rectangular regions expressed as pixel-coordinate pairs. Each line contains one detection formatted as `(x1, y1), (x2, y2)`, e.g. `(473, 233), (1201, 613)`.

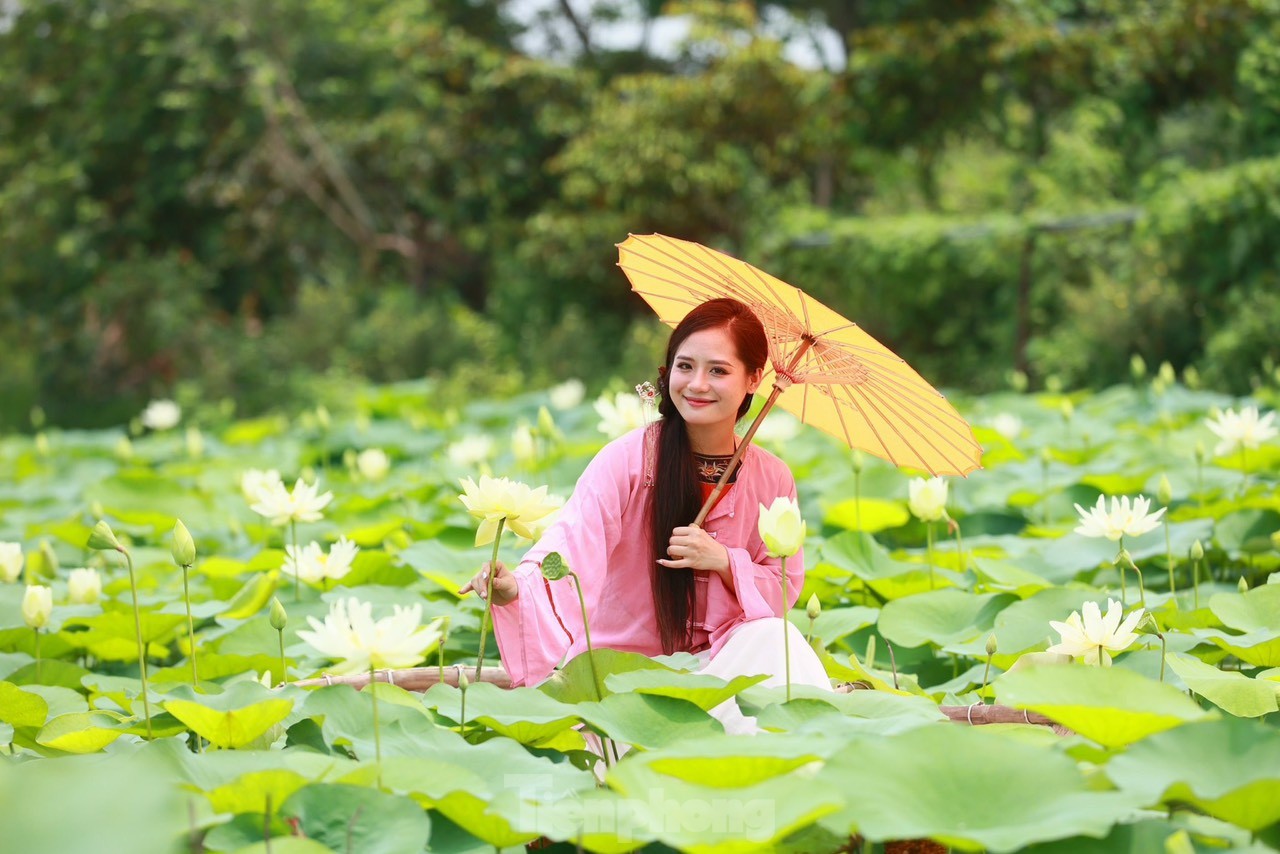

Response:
(1158, 361), (1176, 387)
(457, 669), (469, 691)
(114, 435), (133, 461)
(171, 520), (196, 567)
(87, 520), (123, 552)
(342, 448), (358, 472)
(985, 634), (998, 656)
(1194, 441), (1206, 464)
(315, 405), (331, 429)
(806, 594), (821, 620)
(1044, 375), (1063, 394)
(269, 596), (288, 631)
(1190, 540), (1204, 561)
(541, 552), (570, 581)
(1059, 399), (1074, 421)
(512, 423), (536, 463)
(185, 426), (204, 459)
(1183, 365), (1200, 389)
(38, 539), (59, 578)
(537, 406), (560, 441)
(850, 449), (865, 474)
(0, 542), (24, 584)
(757, 497), (806, 558)
(1238, 577), (1249, 594)
(22, 584), (52, 629)
(35, 433), (49, 456)
(1130, 354), (1147, 382)
(29, 405), (45, 429)
(90, 501), (105, 520)
(1157, 475), (1173, 507)
(1008, 370), (1028, 393)
(357, 448), (390, 481)
(68, 568), (102, 604)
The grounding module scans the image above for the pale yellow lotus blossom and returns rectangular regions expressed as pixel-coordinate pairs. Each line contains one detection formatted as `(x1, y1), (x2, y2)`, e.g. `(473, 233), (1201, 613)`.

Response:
(297, 598), (444, 675)
(250, 478), (334, 526)
(757, 496), (806, 558)
(67, 568), (102, 604)
(356, 448), (390, 481)
(593, 391), (650, 438)
(1046, 599), (1144, 666)
(22, 584), (53, 629)
(1073, 494), (1166, 541)
(284, 537), (359, 585)
(1205, 406), (1277, 457)
(458, 475), (562, 547)
(548, 378), (585, 410)
(240, 468), (284, 505)
(139, 399), (181, 431)
(0, 542), (23, 583)
(447, 435), (495, 467)
(753, 411), (801, 444)
(908, 476), (949, 522)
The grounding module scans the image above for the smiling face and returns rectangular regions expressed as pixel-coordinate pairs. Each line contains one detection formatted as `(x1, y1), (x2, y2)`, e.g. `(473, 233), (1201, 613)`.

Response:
(668, 327), (763, 452)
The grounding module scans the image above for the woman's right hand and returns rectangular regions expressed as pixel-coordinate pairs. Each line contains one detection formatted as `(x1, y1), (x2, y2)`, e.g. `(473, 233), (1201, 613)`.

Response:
(458, 560), (519, 606)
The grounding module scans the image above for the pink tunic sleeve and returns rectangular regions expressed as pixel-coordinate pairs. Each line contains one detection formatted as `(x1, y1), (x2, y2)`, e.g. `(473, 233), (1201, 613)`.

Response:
(489, 433), (639, 687)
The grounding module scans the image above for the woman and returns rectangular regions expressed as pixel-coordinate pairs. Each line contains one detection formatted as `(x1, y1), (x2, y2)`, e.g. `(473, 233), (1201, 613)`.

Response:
(459, 298), (830, 730)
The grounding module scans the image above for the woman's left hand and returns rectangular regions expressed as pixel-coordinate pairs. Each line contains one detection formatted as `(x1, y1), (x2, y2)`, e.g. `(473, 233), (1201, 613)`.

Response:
(658, 524), (730, 576)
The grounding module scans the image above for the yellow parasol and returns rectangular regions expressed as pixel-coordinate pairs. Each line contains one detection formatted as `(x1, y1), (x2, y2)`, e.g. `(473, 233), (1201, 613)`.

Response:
(617, 233), (983, 524)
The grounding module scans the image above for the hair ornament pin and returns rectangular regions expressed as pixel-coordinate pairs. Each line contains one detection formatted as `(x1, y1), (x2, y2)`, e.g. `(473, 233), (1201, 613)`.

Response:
(635, 380), (658, 425)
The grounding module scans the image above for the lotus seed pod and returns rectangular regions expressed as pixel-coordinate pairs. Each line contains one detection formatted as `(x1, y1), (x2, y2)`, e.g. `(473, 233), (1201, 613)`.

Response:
(540, 552), (570, 581)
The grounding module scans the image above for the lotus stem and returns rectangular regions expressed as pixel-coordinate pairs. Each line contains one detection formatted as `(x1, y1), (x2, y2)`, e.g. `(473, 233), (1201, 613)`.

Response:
(289, 520), (300, 603)
(437, 617), (450, 686)
(475, 518), (505, 680)
(368, 662), (382, 790)
(886, 639), (900, 690)
(782, 556), (792, 701)
(926, 521), (936, 590)
(1163, 519), (1176, 606)
(33, 628), (41, 684)
(981, 652), (992, 699)
(182, 563), (199, 685)
(568, 571), (602, 702)
(121, 547), (153, 739)
(277, 628), (286, 684)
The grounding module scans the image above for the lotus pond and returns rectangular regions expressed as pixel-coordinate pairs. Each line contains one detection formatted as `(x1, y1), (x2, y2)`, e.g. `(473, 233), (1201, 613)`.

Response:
(1, 378), (1279, 853)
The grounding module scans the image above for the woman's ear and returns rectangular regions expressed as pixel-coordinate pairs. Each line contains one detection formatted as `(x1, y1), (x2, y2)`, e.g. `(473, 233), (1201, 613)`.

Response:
(747, 369), (764, 394)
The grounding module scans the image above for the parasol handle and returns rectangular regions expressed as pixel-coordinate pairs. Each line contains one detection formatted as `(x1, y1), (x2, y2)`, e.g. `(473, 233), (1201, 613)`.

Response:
(692, 339), (813, 527)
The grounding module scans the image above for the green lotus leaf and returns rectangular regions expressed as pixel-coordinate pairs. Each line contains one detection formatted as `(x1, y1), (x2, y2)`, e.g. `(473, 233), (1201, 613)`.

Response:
(878, 590), (1017, 649)
(62, 610), (187, 645)
(302, 684), (459, 757)
(1213, 509), (1280, 554)
(996, 665), (1214, 747)
(1165, 652), (1279, 718)
(540, 649), (675, 704)
(808, 606), (879, 645)
(1105, 717), (1280, 830)
(0, 681), (49, 729)
(604, 669), (768, 711)
(204, 769), (312, 815)
(220, 571), (279, 620)
(1198, 628), (1280, 667)
(1210, 584), (1280, 633)
(162, 681), (295, 748)
(822, 497), (909, 533)
(632, 732), (831, 788)
(35, 711), (127, 753)
(226, 839), (335, 854)
(817, 725), (1144, 851)
(280, 783), (430, 854)
(575, 693), (723, 748)
(818, 531), (917, 581)
(606, 754), (844, 854)
(423, 682), (581, 745)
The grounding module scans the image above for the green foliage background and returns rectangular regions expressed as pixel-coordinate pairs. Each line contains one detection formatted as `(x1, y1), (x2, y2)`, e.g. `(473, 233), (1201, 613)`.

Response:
(2, 0), (1279, 430)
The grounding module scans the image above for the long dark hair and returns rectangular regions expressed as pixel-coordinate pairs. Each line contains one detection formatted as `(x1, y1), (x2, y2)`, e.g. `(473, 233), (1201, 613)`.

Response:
(649, 297), (769, 654)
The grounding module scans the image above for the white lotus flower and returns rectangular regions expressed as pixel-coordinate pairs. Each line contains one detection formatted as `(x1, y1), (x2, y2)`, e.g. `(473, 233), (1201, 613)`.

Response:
(594, 391), (649, 438)
(1205, 406), (1277, 457)
(67, 568), (102, 604)
(548, 378), (585, 410)
(753, 411), (801, 443)
(22, 584), (52, 629)
(1046, 599), (1144, 666)
(240, 468), (284, 505)
(1073, 494), (1166, 541)
(458, 475), (563, 546)
(297, 598), (444, 675)
(139, 399), (181, 431)
(908, 476), (949, 522)
(356, 448), (390, 481)
(991, 413), (1023, 441)
(447, 435), (495, 467)
(758, 496), (806, 558)
(284, 537), (359, 585)
(250, 478), (334, 526)
(0, 542), (23, 583)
